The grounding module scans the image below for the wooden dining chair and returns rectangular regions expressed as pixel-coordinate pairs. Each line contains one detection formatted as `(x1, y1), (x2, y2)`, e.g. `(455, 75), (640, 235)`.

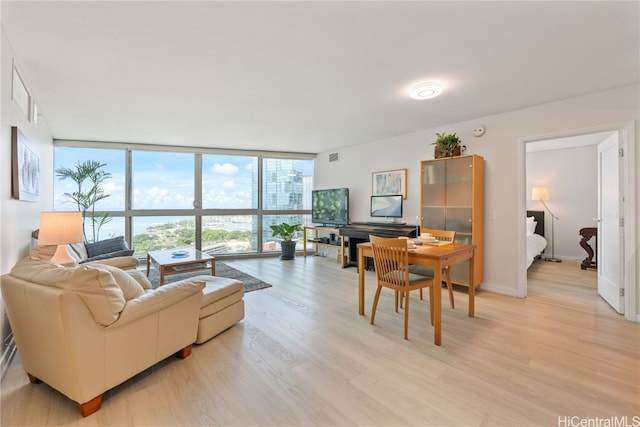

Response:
(409, 228), (457, 309)
(369, 235), (435, 340)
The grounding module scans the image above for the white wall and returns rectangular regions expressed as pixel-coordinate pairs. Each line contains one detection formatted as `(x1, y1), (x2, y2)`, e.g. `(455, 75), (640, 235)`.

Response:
(1, 30), (54, 372)
(526, 144), (598, 262)
(315, 85), (639, 315)
(1, 34), (54, 271)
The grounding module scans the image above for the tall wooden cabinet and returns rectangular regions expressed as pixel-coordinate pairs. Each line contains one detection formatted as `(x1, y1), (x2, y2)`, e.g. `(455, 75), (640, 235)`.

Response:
(420, 154), (484, 288)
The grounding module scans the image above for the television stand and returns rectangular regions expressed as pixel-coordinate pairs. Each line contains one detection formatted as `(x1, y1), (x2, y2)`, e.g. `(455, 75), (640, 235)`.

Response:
(303, 226), (347, 267)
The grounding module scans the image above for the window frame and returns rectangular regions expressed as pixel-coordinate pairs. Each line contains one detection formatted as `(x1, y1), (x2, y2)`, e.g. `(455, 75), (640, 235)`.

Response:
(54, 140), (314, 258)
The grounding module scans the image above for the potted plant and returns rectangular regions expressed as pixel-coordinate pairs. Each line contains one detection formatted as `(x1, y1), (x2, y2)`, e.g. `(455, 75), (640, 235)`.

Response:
(270, 222), (303, 260)
(55, 160), (112, 243)
(432, 132), (466, 158)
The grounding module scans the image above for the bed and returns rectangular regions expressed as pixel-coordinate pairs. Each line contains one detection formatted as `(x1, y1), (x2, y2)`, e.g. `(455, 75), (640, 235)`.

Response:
(526, 210), (547, 269)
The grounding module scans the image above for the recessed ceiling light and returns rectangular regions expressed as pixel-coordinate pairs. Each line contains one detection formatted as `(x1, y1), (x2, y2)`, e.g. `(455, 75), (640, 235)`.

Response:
(409, 81), (444, 100)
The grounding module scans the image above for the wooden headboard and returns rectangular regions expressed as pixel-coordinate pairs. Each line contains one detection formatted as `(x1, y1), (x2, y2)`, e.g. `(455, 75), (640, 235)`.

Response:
(527, 210), (545, 237)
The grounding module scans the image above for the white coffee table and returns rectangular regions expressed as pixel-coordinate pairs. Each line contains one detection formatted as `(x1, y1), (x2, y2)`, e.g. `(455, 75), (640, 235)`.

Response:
(146, 248), (215, 286)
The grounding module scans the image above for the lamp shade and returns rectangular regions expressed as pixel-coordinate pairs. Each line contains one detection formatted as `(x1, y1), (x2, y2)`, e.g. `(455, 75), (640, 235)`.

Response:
(531, 187), (549, 201)
(38, 212), (84, 245)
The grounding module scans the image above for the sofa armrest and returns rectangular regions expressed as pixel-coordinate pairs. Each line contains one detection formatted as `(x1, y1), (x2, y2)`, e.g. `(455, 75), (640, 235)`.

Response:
(83, 256), (139, 270)
(113, 279), (205, 327)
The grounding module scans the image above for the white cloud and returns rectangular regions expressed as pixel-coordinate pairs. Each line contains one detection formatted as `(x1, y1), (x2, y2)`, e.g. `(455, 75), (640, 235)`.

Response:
(102, 181), (122, 192)
(147, 186), (168, 197)
(210, 163), (238, 175)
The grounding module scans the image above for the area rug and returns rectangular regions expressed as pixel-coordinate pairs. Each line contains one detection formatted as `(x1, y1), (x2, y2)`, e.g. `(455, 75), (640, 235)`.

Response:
(147, 262), (272, 293)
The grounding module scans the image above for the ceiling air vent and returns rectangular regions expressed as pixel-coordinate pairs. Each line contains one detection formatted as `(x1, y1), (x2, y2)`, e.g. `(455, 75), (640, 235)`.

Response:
(328, 152), (340, 163)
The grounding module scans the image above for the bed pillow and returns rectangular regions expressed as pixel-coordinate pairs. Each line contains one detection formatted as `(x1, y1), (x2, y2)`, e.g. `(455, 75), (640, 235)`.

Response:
(526, 216), (537, 236)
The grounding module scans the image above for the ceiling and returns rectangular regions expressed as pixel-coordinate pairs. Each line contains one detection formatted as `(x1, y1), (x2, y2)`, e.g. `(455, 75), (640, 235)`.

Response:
(2, 1), (638, 154)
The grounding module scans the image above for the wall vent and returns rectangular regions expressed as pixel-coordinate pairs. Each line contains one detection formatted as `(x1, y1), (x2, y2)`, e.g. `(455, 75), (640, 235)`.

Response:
(328, 152), (340, 163)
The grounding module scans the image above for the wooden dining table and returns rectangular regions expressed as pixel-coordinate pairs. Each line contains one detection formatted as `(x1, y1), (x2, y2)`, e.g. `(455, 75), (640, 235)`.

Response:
(357, 241), (477, 346)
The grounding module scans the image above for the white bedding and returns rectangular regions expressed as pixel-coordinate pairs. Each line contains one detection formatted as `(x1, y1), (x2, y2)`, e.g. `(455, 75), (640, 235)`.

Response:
(526, 233), (547, 269)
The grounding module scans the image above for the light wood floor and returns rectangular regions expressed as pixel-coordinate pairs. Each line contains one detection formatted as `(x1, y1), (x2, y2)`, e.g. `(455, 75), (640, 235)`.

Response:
(1, 256), (638, 426)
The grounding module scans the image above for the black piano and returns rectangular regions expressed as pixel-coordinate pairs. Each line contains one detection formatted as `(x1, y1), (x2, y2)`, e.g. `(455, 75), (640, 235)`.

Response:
(339, 222), (418, 268)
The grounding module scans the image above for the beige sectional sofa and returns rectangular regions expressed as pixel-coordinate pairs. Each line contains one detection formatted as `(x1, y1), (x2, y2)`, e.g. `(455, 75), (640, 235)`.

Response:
(1, 256), (205, 416)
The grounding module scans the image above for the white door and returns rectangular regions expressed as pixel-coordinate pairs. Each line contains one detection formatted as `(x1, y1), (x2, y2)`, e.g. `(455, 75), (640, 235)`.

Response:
(597, 133), (624, 313)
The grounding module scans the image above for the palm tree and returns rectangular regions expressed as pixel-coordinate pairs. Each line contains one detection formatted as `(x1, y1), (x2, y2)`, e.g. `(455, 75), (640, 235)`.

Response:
(55, 160), (112, 242)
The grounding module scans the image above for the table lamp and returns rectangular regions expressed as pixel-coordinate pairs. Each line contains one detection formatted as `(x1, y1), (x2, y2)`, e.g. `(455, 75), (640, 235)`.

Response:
(37, 211), (84, 265)
(531, 187), (561, 263)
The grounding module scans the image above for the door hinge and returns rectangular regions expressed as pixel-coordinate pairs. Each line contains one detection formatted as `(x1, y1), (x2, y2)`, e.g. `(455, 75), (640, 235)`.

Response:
(619, 288), (625, 297)
(619, 148), (624, 157)
(619, 218), (624, 227)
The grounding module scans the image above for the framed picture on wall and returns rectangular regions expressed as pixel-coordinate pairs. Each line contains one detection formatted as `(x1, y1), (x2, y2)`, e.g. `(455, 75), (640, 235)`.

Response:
(372, 168), (407, 199)
(11, 126), (40, 202)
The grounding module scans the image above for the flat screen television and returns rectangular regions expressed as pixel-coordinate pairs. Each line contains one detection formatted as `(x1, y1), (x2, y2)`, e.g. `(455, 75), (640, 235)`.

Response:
(312, 188), (349, 226)
(370, 194), (403, 218)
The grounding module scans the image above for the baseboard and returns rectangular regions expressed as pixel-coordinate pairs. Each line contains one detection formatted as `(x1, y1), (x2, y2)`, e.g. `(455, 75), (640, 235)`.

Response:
(480, 282), (522, 298)
(1, 334), (17, 382)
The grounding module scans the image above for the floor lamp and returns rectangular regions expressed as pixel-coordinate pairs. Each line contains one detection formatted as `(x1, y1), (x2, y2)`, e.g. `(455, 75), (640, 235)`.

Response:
(531, 187), (561, 263)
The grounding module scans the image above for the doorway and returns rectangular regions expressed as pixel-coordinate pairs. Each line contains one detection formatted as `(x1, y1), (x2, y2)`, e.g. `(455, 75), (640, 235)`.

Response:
(518, 122), (637, 322)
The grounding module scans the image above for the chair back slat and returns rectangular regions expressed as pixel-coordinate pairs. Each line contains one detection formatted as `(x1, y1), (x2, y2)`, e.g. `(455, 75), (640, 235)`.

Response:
(421, 228), (456, 243)
(370, 235), (409, 290)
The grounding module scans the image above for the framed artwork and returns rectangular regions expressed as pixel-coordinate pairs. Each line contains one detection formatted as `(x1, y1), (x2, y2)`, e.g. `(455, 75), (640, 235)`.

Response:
(11, 126), (40, 202)
(372, 168), (407, 199)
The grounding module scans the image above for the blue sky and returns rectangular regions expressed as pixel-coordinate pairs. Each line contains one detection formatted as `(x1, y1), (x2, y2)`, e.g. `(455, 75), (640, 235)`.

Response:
(54, 147), (312, 212)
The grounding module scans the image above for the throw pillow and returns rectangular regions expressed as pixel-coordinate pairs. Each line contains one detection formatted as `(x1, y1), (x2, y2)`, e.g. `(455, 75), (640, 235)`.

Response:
(68, 242), (88, 260)
(85, 236), (129, 258)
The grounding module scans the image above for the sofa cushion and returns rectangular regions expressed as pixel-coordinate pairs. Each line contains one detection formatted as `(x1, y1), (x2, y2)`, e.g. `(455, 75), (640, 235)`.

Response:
(126, 270), (154, 290)
(85, 236), (130, 258)
(94, 264), (146, 300)
(10, 257), (125, 326)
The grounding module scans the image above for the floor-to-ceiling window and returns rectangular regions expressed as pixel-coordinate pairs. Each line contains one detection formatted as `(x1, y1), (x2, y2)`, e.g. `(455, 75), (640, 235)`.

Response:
(130, 150), (196, 255)
(201, 153), (258, 254)
(54, 142), (314, 258)
(262, 157), (312, 252)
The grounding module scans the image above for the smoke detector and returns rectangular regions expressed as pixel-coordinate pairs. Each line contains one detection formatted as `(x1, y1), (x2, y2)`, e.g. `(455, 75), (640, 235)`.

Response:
(473, 125), (486, 137)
